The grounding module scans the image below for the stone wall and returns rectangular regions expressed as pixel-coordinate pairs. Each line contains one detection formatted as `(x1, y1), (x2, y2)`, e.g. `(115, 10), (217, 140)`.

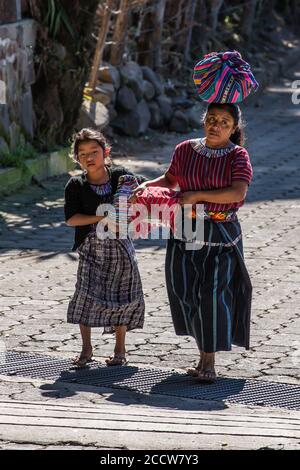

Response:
(0, 18), (36, 156)
(94, 61), (202, 137)
(0, 0), (21, 25)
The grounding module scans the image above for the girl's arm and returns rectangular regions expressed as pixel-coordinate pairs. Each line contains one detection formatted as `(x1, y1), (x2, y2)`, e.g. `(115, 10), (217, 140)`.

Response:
(66, 213), (106, 226)
(65, 178), (107, 227)
(179, 180), (249, 205)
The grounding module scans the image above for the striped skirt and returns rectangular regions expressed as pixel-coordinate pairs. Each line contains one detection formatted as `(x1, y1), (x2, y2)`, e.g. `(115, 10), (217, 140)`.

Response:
(67, 233), (145, 333)
(165, 219), (252, 352)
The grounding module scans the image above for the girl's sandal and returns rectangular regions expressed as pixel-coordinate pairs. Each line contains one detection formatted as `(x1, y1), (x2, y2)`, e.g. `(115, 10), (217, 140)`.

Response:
(105, 354), (128, 366)
(72, 351), (93, 368)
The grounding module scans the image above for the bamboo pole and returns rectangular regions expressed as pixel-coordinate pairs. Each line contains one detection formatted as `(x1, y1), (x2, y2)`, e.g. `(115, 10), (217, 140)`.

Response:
(110, 0), (131, 65)
(88, 0), (114, 92)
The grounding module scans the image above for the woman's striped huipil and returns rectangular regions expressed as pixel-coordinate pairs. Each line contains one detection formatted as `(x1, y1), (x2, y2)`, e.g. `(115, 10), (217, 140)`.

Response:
(165, 138), (253, 352)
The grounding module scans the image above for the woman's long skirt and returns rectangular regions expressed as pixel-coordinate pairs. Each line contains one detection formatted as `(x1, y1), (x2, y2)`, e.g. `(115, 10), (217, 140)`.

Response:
(67, 233), (145, 333)
(165, 219), (252, 352)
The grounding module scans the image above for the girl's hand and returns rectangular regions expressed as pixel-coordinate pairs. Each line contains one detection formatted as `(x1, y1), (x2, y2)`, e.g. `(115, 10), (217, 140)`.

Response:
(178, 191), (199, 206)
(128, 182), (148, 203)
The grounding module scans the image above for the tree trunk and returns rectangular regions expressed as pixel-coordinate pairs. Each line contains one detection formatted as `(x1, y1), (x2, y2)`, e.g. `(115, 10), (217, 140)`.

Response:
(192, 0), (210, 55)
(30, 0), (100, 149)
(27, 0), (42, 22)
(207, 0), (224, 33)
(89, 0), (115, 91)
(109, 0), (131, 66)
(242, 0), (258, 39)
(152, 0), (166, 70)
(136, 4), (154, 67)
(259, 0), (275, 16)
(291, 0), (300, 32)
(175, 0), (185, 30)
(184, 0), (197, 64)
(136, 0), (166, 70)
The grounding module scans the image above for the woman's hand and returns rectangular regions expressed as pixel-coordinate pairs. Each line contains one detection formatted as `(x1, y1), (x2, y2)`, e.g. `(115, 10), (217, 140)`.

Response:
(128, 182), (148, 203)
(178, 191), (200, 206)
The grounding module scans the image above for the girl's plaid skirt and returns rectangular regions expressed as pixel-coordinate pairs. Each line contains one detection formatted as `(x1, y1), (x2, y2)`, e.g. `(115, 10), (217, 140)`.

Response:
(67, 233), (145, 333)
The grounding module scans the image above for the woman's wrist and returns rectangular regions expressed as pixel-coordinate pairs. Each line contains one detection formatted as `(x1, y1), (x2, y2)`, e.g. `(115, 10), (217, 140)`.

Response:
(192, 191), (203, 204)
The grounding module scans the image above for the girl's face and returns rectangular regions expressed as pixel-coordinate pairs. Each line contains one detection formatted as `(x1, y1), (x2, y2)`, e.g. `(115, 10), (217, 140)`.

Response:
(77, 140), (105, 173)
(204, 108), (236, 147)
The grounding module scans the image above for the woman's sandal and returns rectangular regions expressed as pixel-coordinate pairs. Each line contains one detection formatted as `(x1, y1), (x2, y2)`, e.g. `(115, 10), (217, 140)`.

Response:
(197, 367), (217, 384)
(187, 360), (202, 377)
(105, 354), (128, 366)
(72, 350), (93, 368)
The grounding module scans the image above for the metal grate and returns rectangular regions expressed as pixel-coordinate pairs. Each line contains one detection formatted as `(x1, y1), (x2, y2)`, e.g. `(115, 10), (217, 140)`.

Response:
(0, 351), (299, 410)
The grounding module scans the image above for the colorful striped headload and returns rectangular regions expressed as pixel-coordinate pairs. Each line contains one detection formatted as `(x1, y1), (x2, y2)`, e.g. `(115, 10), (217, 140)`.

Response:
(193, 51), (259, 103)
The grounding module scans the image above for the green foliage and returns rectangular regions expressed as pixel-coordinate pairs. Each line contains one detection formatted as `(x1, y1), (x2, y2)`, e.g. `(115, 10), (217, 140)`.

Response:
(0, 144), (38, 169)
(44, 0), (75, 39)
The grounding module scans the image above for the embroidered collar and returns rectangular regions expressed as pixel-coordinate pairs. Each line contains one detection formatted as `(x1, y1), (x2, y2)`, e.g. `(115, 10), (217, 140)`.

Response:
(89, 181), (111, 196)
(190, 138), (236, 158)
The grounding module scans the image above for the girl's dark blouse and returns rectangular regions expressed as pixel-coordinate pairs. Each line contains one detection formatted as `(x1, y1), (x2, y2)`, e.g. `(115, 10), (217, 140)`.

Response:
(64, 165), (146, 251)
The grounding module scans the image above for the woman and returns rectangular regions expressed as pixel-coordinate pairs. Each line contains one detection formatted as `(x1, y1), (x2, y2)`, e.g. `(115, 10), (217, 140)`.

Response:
(64, 128), (146, 367)
(131, 103), (253, 383)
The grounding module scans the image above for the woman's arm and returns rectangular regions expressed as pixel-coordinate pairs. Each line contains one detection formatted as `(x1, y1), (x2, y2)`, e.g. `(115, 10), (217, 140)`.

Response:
(129, 171), (178, 203)
(147, 172), (178, 188)
(179, 180), (249, 205)
(66, 214), (106, 227)
(138, 171), (177, 189)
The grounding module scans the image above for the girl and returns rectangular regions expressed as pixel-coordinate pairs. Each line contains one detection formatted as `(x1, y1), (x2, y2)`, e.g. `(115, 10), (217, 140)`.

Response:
(64, 128), (146, 367)
(131, 103), (253, 383)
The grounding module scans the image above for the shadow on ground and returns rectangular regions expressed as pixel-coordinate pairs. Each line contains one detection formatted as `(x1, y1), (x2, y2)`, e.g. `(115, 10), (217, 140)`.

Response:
(1, 73), (300, 255)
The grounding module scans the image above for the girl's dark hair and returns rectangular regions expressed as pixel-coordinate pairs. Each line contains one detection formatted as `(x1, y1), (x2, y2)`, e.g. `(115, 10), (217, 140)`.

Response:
(205, 103), (246, 146)
(70, 128), (112, 165)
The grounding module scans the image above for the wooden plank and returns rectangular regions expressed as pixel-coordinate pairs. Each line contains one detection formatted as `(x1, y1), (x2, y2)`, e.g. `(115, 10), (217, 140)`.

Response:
(0, 424), (298, 450)
(1, 399), (299, 423)
(0, 410), (299, 438)
(0, 405), (299, 432)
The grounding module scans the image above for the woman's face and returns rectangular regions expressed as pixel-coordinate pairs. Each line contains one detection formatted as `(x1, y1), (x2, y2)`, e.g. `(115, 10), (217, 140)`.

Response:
(204, 108), (236, 147)
(77, 140), (105, 173)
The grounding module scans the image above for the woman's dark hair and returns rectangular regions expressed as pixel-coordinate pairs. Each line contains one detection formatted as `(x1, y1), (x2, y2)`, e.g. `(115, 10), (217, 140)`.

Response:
(204, 103), (246, 146)
(70, 128), (112, 165)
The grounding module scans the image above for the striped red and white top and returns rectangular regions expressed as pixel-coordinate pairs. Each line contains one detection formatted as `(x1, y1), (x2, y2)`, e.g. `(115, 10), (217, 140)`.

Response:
(166, 138), (253, 211)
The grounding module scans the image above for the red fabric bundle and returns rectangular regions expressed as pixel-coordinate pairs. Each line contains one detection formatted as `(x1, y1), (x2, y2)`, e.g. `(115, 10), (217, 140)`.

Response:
(134, 187), (182, 233)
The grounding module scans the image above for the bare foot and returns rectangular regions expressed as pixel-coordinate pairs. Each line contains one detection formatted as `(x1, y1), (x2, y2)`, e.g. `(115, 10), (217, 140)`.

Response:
(197, 352), (217, 384)
(187, 353), (203, 377)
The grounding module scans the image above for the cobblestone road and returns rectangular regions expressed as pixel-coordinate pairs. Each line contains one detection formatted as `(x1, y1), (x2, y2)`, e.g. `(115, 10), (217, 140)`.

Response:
(0, 70), (300, 388)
